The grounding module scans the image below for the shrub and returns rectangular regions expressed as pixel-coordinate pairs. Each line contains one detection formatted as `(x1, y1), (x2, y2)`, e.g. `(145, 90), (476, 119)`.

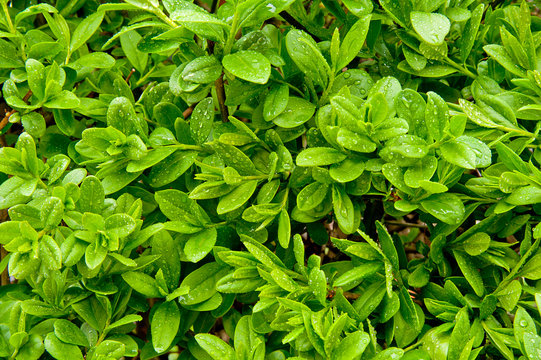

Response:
(0, 0), (540, 359)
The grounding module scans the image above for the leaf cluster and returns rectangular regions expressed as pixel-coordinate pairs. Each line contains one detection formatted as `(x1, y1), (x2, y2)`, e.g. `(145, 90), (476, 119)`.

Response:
(0, 0), (540, 359)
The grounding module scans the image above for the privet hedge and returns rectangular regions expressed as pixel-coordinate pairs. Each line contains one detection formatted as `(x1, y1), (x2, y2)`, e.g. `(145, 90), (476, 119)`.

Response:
(0, 0), (540, 359)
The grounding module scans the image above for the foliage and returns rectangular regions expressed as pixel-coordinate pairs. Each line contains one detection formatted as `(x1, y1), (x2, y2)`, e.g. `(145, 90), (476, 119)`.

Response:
(0, 0), (540, 359)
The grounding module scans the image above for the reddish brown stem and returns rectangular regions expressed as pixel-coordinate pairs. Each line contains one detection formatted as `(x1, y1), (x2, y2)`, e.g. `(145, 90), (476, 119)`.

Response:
(183, 106), (194, 119)
(215, 75), (228, 122)
(0, 90), (33, 132)
(126, 68), (136, 84)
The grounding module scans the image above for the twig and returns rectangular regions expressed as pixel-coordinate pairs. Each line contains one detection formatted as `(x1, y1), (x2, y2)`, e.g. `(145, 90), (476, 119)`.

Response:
(183, 106), (194, 119)
(0, 90), (33, 131)
(385, 220), (428, 229)
(215, 75), (228, 122)
(126, 68), (136, 84)
(279, 11), (322, 42)
(1, 210), (9, 286)
(195, 0), (211, 12)
(0, 109), (15, 131)
(210, 0), (220, 13)
(342, 291), (361, 300)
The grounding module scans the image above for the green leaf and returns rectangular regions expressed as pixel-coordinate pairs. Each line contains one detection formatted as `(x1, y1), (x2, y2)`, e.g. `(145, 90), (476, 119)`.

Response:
(44, 333), (83, 360)
(342, 0), (373, 16)
(297, 147), (346, 166)
(272, 96), (315, 128)
(155, 189), (210, 226)
(195, 334), (235, 360)
(182, 56), (222, 84)
(223, 50), (271, 84)
(73, 52), (115, 68)
(329, 157), (366, 183)
(21, 112), (46, 138)
(331, 331), (370, 360)
(484, 44), (526, 77)
(380, 135), (428, 166)
(179, 262), (227, 305)
(85, 241), (107, 269)
(105, 214), (136, 237)
(460, 4), (484, 63)
(403, 46), (427, 71)
(334, 262), (383, 289)
(337, 128), (377, 153)
(151, 301), (180, 353)
(506, 186), (541, 206)
(70, 11), (104, 54)
(495, 142), (529, 174)
(277, 208), (291, 248)
(297, 182), (329, 211)
(404, 156), (437, 188)
(440, 140), (476, 169)
(453, 250), (484, 297)
(425, 91), (448, 142)
(148, 150), (196, 187)
(285, 29), (330, 88)
(120, 30), (148, 73)
(380, 0), (411, 27)
(40, 235), (62, 270)
(337, 15), (371, 70)
(420, 193), (465, 225)
(263, 83), (289, 121)
(26, 59), (45, 100)
(190, 97), (214, 144)
(52, 109), (76, 136)
(41, 196), (64, 230)
(43, 90), (80, 109)
(217, 180), (258, 214)
(447, 307), (470, 360)
(0, 39), (24, 68)
(78, 176), (104, 213)
(376, 221), (399, 270)
(410, 12), (450, 45)
(237, 0), (295, 28)
(107, 97), (146, 137)
(122, 271), (162, 298)
(54, 319), (89, 347)
(518, 253), (541, 280)
(184, 227), (217, 262)
(241, 235), (286, 269)
(463, 232), (490, 256)
(171, 9), (228, 42)
(14, 3), (57, 25)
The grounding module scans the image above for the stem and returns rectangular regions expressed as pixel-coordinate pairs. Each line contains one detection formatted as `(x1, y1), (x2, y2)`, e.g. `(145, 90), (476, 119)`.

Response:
(445, 57), (477, 79)
(385, 220), (428, 229)
(171, 144), (205, 151)
(403, 340), (423, 352)
(0, 209), (8, 286)
(0, 90), (33, 131)
(279, 11), (321, 42)
(458, 196), (497, 203)
(155, 8), (177, 28)
(207, 221), (227, 228)
(183, 106), (194, 119)
(319, 74), (335, 106)
(2, 2), (15, 34)
(135, 64), (158, 87)
(210, 0), (219, 13)
(224, 9), (240, 55)
(126, 68), (136, 83)
(274, 79), (305, 97)
(215, 74), (228, 122)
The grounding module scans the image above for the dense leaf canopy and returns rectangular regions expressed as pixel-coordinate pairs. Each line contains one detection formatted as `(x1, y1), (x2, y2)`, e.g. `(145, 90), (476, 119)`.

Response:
(0, 0), (540, 359)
